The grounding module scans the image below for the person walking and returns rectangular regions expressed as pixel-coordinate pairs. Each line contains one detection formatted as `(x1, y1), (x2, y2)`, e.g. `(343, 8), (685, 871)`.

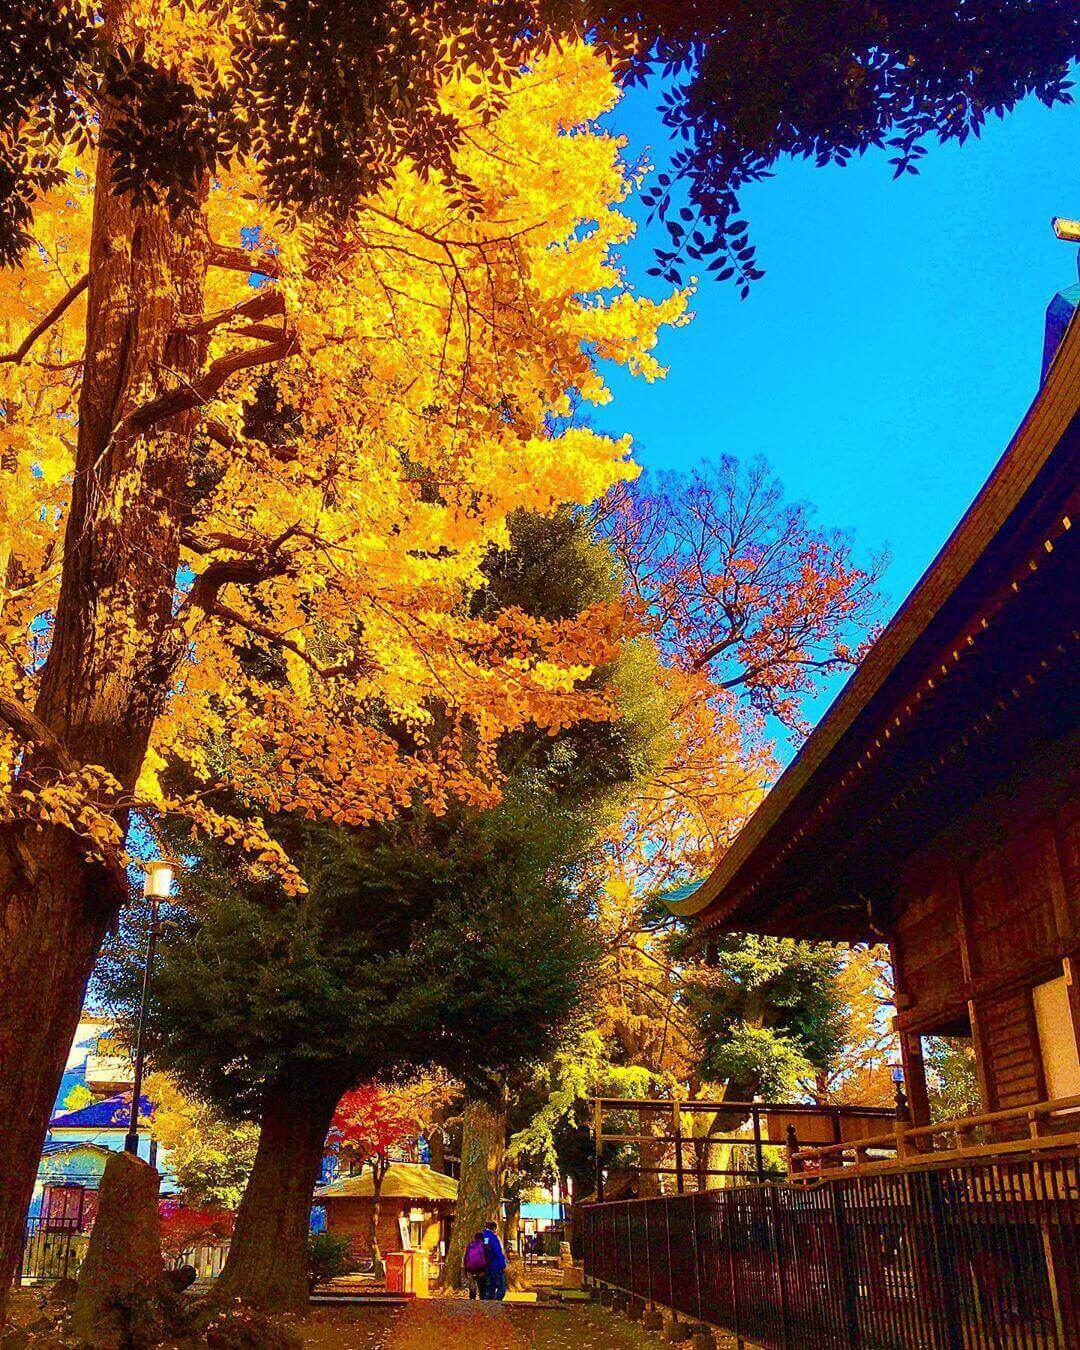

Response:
(481, 1221), (507, 1301)
(464, 1231), (488, 1299)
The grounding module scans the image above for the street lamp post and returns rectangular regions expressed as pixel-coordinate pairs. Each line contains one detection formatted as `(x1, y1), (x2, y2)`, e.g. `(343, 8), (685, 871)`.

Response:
(124, 859), (175, 1156)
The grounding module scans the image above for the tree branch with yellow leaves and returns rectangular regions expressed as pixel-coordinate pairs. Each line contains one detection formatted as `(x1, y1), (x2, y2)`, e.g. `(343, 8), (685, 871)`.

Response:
(0, 274), (88, 367)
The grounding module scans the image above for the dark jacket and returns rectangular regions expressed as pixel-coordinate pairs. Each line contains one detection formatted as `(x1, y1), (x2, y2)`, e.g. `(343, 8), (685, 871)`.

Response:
(482, 1228), (507, 1273)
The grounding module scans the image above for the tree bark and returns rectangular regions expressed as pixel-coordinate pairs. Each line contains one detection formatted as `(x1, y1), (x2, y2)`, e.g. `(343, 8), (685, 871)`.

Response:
(565, 1165), (591, 1257)
(369, 1160), (387, 1276)
(637, 1124), (666, 1198)
(503, 1194), (520, 1261)
(0, 0), (213, 1308)
(502, 1192), (525, 1290)
(441, 1098), (506, 1290)
(215, 1085), (337, 1314)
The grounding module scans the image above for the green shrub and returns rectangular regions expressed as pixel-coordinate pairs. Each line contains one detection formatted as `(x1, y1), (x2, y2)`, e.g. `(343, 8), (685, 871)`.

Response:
(307, 1231), (355, 1291)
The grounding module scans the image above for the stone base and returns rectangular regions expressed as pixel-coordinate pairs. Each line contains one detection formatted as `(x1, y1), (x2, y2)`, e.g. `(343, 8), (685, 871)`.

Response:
(665, 1315), (692, 1342)
(691, 1328), (717, 1349)
(642, 1308), (665, 1332)
(71, 1152), (164, 1348)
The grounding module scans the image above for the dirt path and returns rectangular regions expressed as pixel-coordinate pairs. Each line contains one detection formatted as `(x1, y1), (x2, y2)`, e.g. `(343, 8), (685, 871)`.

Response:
(300, 1299), (686, 1348)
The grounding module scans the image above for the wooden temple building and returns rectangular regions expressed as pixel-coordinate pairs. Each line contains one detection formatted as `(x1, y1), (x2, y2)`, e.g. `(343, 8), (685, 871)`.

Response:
(670, 305), (1080, 1134)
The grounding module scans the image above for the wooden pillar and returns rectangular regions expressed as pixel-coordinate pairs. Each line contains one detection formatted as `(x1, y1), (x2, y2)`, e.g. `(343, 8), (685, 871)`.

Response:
(1064, 955), (1080, 1059)
(967, 998), (994, 1112)
(1042, 821), (1072, 945)
(898, 1031), (931, 1128)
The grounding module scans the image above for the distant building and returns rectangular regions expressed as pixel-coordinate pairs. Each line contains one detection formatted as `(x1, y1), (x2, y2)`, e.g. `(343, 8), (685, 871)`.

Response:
(47, 1092), (157, 1167)
(315, 1162), (456, 1261)
(54, 1012), (134, 1113)
(28, 1012), (173, 1228)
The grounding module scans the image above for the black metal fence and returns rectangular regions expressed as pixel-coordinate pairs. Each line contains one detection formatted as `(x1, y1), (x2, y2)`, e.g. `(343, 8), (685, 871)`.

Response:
(17, 1218), (88, 1284)
(581, 1152), (1079, 1348)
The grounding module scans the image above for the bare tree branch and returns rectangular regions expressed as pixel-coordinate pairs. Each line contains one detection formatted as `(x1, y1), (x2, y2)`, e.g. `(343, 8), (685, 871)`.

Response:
(180, 531), (369, 680)
(197, 595), (368, 680)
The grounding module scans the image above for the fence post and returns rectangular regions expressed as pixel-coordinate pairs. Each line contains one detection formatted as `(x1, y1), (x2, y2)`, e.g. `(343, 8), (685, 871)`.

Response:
(626, 1202), (634, 1297)
(690, 1191), (704, 1324)
(918, 1169), (964, 1350)
(767, 1185), (790, 1349)
(644, 1198), (651, 1307)
(665, 1196), (675, 1312)
(674, 1099), (685, 1194)
(752, 1103), (765, 1181)
(594, 1099), (604, 1204)
(830, 1181), (862, 1349)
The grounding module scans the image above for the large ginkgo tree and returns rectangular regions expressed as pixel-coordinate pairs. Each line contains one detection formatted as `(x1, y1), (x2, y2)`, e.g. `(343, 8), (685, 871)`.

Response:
(0, 20), (683, 1294)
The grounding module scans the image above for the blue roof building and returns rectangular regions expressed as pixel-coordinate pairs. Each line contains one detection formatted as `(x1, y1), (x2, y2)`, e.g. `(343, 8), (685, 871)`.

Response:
(49, 1093), (154, 1134)
(27, 1016), (176, 1225)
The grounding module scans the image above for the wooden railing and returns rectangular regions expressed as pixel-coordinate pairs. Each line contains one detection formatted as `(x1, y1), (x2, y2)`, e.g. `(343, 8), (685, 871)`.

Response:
(788, 1094), (1080, 1180)
(591, 1097), (896, 1198)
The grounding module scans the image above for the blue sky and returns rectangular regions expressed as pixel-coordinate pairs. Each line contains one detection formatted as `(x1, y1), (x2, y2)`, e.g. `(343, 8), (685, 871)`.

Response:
(601, 84), (1079, 621)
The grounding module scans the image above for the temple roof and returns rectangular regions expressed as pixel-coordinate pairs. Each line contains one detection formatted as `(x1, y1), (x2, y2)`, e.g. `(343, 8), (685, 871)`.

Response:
(315, 1162), (458, 1204)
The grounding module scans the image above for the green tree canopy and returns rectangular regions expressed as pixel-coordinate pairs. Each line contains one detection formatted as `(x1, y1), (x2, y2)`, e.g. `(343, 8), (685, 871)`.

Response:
(101, 510), (667, 1110)
(675, 933), (849, 1098)
(98, 508), (669, 1310)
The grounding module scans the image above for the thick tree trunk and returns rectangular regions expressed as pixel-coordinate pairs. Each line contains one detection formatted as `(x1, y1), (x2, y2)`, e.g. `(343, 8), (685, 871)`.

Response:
(637, 1127), (666, 1198)
(216, 1086), (337, 1314)
(428, 1127), (447, 1175)
(442, 1098), (506, 1290)
(503, 1194), (520, 1261)
(565, 1165), (592, 1256)
(689, 1078), (760, 1190)
(0, 2), (209, 1309)
(502, 1193), (525, 1290)
(0, 840), (117, 1312)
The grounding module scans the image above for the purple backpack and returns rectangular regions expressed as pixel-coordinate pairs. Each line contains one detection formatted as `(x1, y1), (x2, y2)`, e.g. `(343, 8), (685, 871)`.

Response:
(464, 1239), (487, 1273)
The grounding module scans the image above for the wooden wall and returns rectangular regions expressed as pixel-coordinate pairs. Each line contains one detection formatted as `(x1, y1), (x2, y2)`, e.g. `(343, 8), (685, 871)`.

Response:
(325, 1196), (446, 1258)
(891, 743), (1079, 1122)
